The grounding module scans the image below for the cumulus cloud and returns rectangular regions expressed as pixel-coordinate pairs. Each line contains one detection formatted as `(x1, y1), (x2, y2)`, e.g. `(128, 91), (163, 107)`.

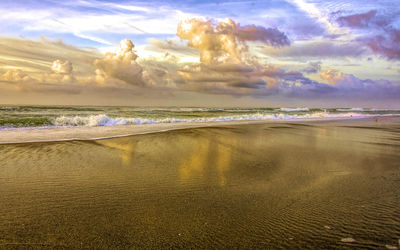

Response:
(0, 37), (100, 94)
(173, 60), (334, 97)
(1, 17), (399, 104)
(0, 47), (86, 95)
(0, 68), (83, 94)
(320, 69), (400, 97)
(320, 69), (354, 85)
(0, 65), (76, 86)
(0, 38), (171, 91)
(0, 69), (35, 84)
(172, 18), (305, 96)
(92, 39), (174, 90)
(173, 18), (380, 98)
(177, 18), (289, 64)
(51, 60), (73, 74)
(93, 39), (144, 86)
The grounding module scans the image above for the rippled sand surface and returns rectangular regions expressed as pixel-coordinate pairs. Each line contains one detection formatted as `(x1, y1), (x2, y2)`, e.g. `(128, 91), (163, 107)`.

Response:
(0, 121), (399, 248)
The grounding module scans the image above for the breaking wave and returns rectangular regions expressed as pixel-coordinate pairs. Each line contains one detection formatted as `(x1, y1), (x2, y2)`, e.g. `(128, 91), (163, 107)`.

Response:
(2, 105), (399, 129)
(52, 112), (372, 127)
(279, 107), (310, 112)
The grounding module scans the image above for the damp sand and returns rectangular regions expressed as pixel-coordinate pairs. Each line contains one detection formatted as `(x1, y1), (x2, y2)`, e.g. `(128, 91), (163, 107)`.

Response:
(0, 116), (399, 248)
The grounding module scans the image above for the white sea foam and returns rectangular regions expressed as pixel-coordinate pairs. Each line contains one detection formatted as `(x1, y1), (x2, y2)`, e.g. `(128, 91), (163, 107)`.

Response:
(280, 107), (310, 112)
(51, 112), (372, 127)
(337, 108), (366, 112)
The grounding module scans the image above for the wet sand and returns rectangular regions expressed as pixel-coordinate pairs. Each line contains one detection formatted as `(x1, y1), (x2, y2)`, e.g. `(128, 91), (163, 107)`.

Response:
(0, 118), (399, 248)
(1, 115), (399, 144)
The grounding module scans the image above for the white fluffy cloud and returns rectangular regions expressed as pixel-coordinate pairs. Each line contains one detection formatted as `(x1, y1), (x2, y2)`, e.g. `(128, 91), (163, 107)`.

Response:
(93, 39), (144, 86)
(173, 18), (304, 95)
(0, 69), (35, 83)
(51, 60), (73, 74)
(319, 69), (400, 98)
(0, 26), (399, 102)
(177, 18), (290, 65)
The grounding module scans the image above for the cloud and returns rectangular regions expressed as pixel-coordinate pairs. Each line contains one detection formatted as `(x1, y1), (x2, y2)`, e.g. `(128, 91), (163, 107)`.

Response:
(147, 38), (198, 56)
(0, 65), (76, 86)
(320, 69), (400, 97)
(173, 60), (335, 97)
(0, 37), (171, 91)
(172, 17), (398, 99)
(0, 69), (39, 94)
(51, 60), (73, 74)
(303, 61), (322, 74)
(337, 10), (391, 29)
(0, 11), (398, 105)
(0, 37), (100, 75)
(0, 68), (83, 94)
(0, 57), (84, 95)
(172, 17), (305, 96)
(93, 39), (145, 86)
(363, 28), (400, 60)
(93, 39), (174, 89)
(261, 40), (366, 59)
(232, 22), (291, 47)
(0, 41), (90, 93)
(177, 18), (289, 64)
(336, 10), (400, 60)
(0, 69), (35, 84)
(287, 0), (344, 36)
(0, 1), (204, 45)
(320, 69), (353, 85)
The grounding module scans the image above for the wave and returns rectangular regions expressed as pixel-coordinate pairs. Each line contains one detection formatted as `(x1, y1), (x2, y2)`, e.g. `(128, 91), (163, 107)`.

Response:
(3, 105), (400, 129)
(280, 107), (310, 112)
(336, 108), (365, 112)
(51, 112), (374, 127)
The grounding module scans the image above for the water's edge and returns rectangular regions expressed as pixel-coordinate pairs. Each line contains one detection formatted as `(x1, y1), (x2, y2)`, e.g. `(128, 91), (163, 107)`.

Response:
(1, 115), (396, 145)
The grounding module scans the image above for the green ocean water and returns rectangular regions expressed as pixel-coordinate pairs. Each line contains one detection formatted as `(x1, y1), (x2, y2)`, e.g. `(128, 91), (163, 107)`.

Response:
(1, 105), (399, 128)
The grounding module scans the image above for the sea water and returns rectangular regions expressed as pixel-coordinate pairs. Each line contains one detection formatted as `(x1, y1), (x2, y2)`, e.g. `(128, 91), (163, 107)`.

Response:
(1, 105), (399, 129)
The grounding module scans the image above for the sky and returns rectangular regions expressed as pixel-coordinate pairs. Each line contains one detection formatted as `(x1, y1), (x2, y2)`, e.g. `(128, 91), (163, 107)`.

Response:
(0, 0), (399, 107)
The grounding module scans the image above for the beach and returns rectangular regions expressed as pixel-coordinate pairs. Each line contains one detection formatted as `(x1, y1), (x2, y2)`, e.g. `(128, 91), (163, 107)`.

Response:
(0, 117), (399, 248)
(2, 0), (400, 247)
(1, 115), (399, 144)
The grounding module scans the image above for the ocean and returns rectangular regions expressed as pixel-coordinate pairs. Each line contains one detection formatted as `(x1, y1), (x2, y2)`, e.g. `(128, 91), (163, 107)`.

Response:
(1, 105), (400, 129)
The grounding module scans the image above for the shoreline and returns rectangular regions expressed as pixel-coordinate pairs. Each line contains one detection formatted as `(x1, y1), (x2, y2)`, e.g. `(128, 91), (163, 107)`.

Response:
(1, 115), (399, 145)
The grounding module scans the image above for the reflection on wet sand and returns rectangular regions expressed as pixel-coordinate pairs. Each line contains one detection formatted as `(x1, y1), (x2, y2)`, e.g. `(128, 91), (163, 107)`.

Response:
(97, 140), (137, 166)
(215, 137), (235, 186)
(179, 134), (236, 186)
(0, 121), (399, 248)
(179, 137), (210, 181)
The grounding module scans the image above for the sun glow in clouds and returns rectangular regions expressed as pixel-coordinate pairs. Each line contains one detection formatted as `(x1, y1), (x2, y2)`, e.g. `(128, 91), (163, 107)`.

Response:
(0, 0), (399, 107)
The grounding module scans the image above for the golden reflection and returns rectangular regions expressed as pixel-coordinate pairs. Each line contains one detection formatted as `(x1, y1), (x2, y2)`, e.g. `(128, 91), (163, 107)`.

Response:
(215, 136), (236, 186)
(179, 137), (210, 180)
(178, 133), (237, 186)
(316, 127), (328, 136)
(98, 140), (136, 166)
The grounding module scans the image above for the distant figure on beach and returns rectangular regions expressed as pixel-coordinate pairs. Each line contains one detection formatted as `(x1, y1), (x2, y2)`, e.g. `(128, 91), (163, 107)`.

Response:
(374, 117), (378, 122)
